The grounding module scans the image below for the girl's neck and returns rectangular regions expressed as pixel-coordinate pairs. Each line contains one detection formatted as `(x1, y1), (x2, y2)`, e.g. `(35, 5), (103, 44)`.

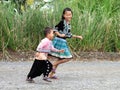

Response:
(64, 19), (70, 24)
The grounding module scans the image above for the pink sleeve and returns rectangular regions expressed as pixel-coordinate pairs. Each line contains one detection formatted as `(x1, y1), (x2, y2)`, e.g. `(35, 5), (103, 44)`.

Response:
(36, 39), (50, 52)
(51, 44), (59, 52)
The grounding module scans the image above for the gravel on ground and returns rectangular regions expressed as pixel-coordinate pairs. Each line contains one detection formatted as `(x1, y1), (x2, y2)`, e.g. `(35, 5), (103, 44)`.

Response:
(0, 60), (120, 90)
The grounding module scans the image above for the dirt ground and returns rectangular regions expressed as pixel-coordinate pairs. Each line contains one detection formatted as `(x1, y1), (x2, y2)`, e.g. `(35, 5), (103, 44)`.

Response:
(0, 51), (120, 61)
(0, 51), (120, 90)
(0, 60), (120, 90)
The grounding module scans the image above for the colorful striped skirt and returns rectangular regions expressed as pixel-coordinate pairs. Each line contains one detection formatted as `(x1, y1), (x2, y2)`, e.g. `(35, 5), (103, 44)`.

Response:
(50, 37), (72, 59)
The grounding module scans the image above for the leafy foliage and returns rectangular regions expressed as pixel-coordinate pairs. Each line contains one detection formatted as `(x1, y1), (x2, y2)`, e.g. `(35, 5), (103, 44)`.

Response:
(0, 0), (120, 53)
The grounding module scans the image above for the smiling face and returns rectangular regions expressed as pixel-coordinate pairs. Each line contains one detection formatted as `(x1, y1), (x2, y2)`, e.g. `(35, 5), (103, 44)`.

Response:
(63, 11), (72, 22)
(62, 8), (73, 23)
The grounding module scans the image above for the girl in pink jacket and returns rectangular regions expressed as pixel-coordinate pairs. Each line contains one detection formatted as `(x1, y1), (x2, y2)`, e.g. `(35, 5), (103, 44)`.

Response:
(26, 27), (64, 83)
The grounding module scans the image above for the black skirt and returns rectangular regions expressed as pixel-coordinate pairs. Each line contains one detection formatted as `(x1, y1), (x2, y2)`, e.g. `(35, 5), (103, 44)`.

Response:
(27, 59), (52, 79)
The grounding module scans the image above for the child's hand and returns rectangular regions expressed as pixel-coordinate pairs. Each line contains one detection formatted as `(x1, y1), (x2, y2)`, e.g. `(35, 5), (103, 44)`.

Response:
(61, 34), (66, 37)
(77, 36), (83, 40)
(59, 49), (64, 53)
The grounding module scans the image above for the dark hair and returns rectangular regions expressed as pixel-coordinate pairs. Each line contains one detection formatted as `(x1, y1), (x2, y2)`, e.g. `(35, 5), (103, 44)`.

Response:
(44, 27), (53, 36)
(61, 7), (73, 20)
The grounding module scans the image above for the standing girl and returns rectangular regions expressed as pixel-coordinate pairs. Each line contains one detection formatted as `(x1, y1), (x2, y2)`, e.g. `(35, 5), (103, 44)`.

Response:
(49, 7), (83, 79)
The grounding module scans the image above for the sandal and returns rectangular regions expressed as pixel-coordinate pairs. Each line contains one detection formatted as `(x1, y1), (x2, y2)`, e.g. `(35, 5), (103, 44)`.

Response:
(43, 77), (52, 82)
(49, 76), (58, 79)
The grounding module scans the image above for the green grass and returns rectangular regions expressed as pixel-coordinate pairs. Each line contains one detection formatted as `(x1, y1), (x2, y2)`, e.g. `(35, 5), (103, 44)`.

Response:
(0, 0), (120, 54)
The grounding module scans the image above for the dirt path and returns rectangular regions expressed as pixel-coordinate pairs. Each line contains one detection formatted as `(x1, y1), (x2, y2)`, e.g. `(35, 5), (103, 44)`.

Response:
(0, 60), (120, 90)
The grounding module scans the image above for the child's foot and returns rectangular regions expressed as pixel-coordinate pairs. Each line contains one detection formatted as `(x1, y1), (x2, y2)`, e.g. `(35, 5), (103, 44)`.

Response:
(43, 77), (52, 82)
(48, 69), (56, 79)
(51, 69), (56, 74)
(26, 77), (35, 83)
(49, 76), (58, 79)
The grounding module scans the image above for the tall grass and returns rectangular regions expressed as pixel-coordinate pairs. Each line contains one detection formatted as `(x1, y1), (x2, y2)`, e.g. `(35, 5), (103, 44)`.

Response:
(66, 0), (120, 52)
(0, 0), (120, 55)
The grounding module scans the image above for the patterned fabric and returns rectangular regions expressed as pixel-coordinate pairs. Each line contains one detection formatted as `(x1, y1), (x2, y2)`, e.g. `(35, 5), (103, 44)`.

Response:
(50, 37), (72, 58)
(55, 20), (72, 39)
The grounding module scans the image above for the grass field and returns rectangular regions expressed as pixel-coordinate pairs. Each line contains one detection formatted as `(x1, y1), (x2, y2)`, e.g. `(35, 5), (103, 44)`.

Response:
(0, 0), (120, 55)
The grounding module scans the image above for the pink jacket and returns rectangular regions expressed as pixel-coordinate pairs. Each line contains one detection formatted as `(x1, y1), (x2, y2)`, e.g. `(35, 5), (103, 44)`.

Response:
(36, 38), (59, 53)
(35, 38), (59, 60)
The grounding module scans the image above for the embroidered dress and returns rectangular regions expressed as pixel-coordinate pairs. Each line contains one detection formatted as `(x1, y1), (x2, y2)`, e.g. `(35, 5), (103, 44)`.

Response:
(50, 20), (72, 58)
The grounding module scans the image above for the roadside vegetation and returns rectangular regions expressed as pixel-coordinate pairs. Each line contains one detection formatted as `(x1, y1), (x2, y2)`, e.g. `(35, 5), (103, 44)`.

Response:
(0, 0), (120, 60)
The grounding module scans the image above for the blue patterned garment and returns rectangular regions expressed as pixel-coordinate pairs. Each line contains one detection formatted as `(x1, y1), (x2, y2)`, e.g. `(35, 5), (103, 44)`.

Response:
(54, 20), (72, 39)
(50, 20), (73, 59)
(50, 37), (72, 58)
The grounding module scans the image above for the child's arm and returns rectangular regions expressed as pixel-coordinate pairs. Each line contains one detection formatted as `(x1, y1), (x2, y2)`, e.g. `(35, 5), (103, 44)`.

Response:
(55, 31), (65, 37)
(51, 45), (64, 53)
(72, 35), (83, 40)
(55, 31), (83, 40)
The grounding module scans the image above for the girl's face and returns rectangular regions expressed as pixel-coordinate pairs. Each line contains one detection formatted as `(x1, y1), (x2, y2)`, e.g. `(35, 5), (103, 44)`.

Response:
(63, 11), (72, 22)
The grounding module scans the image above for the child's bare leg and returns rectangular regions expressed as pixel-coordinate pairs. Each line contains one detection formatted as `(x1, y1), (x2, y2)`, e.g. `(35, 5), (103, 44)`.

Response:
(49, 59), (70, 78)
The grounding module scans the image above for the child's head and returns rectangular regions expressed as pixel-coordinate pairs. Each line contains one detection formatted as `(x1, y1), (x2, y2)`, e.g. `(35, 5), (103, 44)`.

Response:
(44, 27), (54, 40)
(62, 7), (73, 22)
